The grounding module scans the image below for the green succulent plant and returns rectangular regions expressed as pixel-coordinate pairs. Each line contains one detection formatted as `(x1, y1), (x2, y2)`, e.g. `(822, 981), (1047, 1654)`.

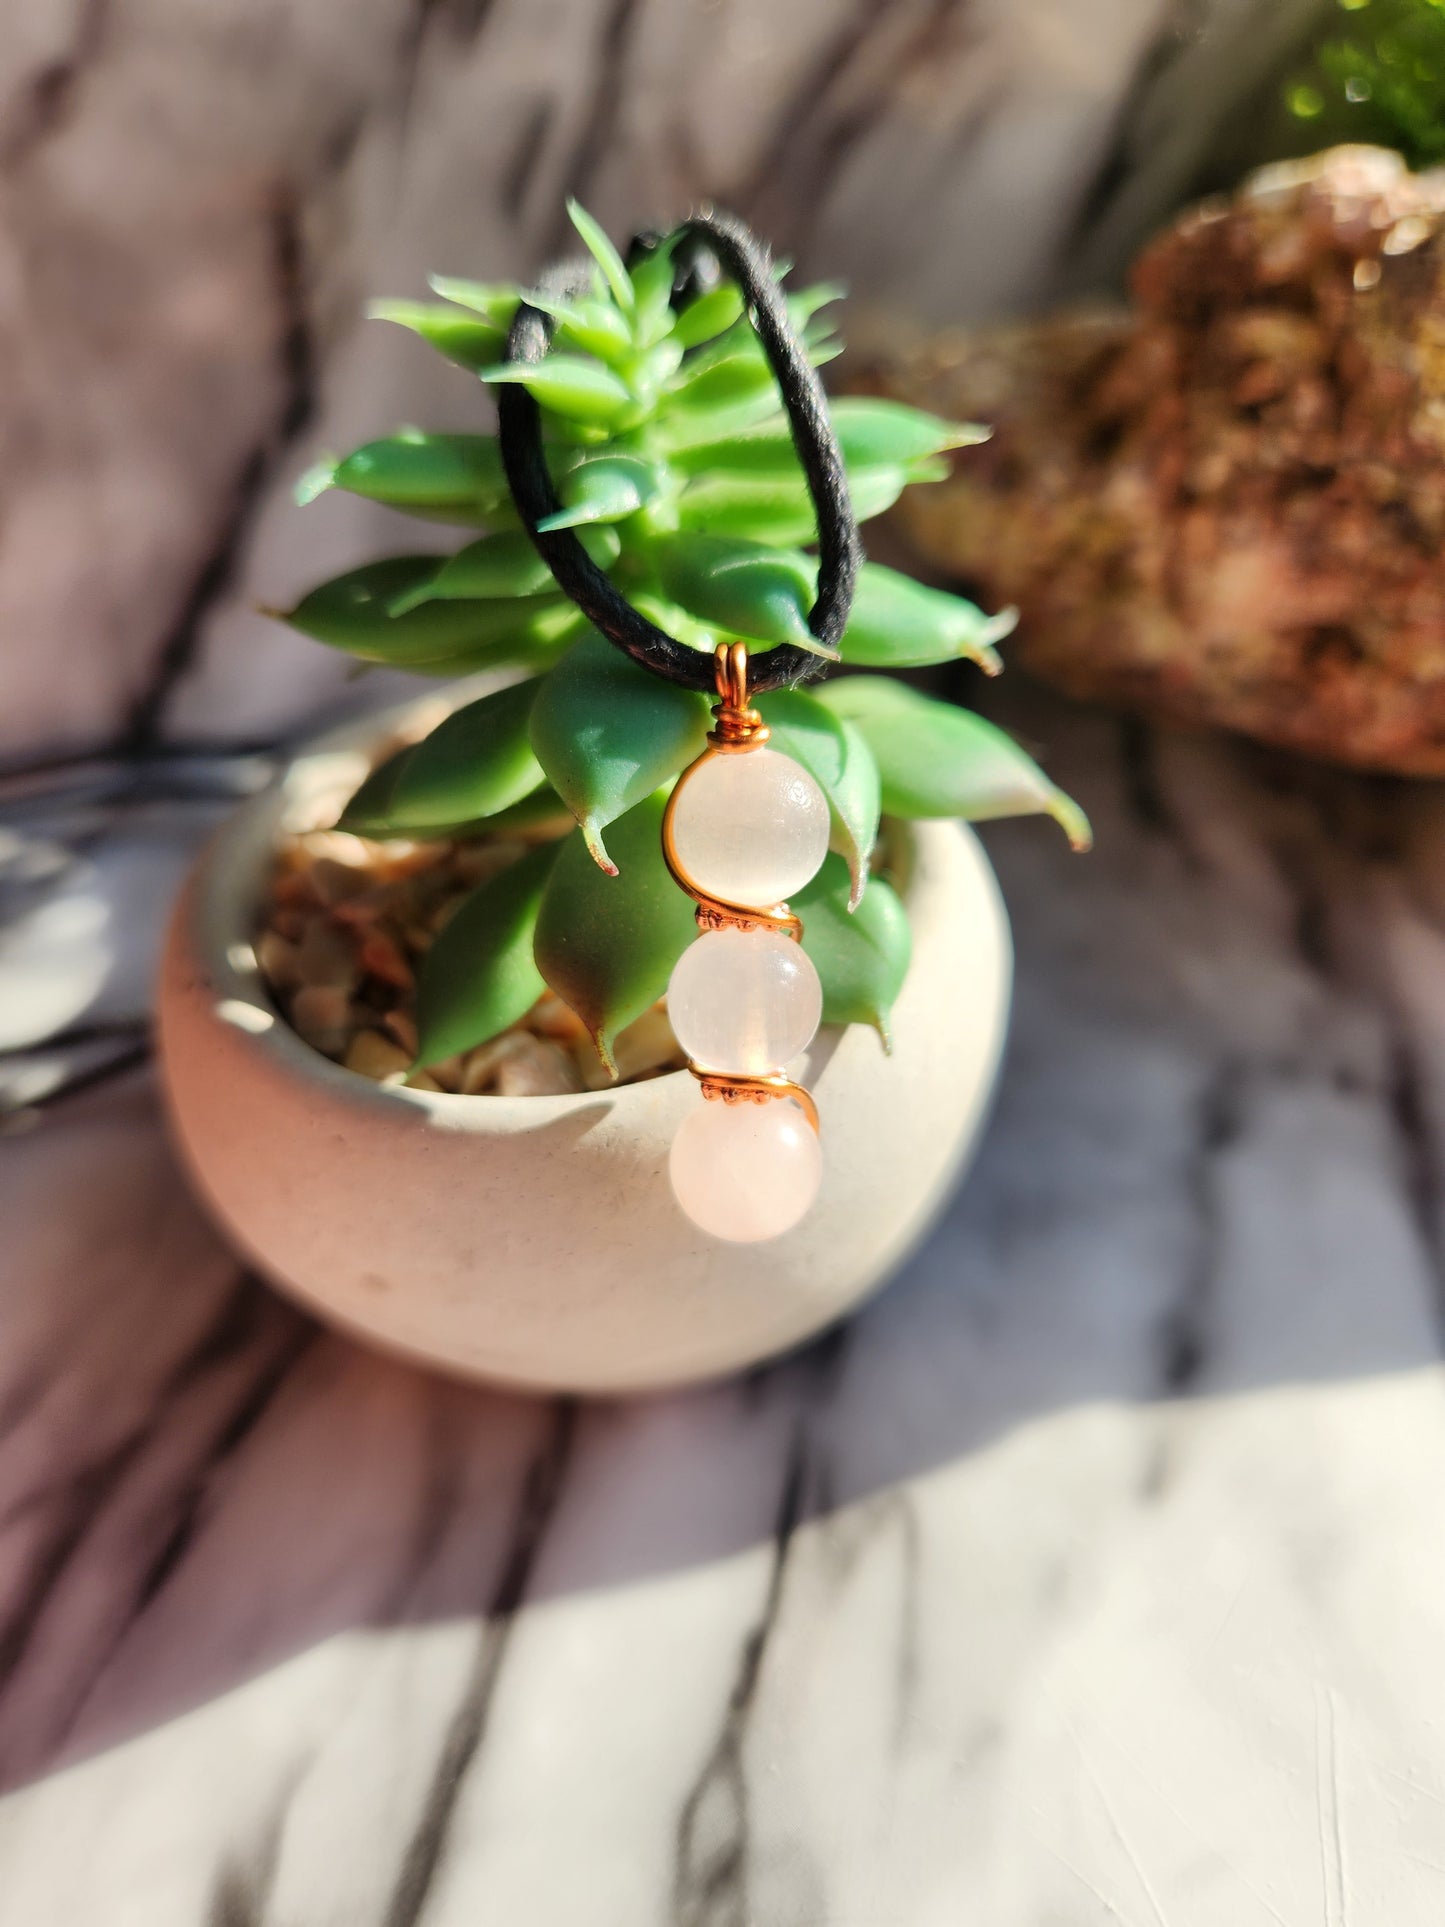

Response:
(1285, 0), (1445, 167)
(277, 203), (1088, 1076)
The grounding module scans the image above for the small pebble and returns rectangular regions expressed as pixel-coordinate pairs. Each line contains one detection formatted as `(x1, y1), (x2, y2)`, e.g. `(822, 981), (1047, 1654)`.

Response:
(381, 1008), (419, 1058)
(256, 929), (300, 990)
(290, 984), (354, 1057)
(343, 1030), (413, 1082)
(359, 930), (414, 990)
(530, 991), (587, 1044)
(294, 918), (359, 992)
(612, 1006), (686, 1083)
(494, 1036), (583, 1097)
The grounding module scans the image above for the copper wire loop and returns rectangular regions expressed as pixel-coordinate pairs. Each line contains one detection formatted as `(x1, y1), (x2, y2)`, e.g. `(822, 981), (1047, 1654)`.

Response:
(708, 639), (770, 751)
(693, 1068), (820, 1136)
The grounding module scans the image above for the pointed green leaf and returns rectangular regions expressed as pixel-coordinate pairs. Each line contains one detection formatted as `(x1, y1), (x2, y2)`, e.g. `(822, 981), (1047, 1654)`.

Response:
(670, 402), (980, 483)
(318, 433), (508, 521)
(675, 465), (909, 543)
(368, 300), (507, 372)
(533, 790), (696, 1075)
(481, 355), (639, 427)
(520, 289), (635, 364)
(672, 282), (745, 349)
(392, 526), (619, 609)
(840, 563), (1016, 673)
(818, 678), (1091, 848)
(756, 690), (881, 908)
(347, 784), (572, 846)
(566, 200), (635, 314)
(789, 282), (846, 326)
(628, 236), (679, 345)
(427, 277), (521, 328)
(528, 634), (711, 872)
(653, 534), (829, 654)
(829, 398), (988, 465)
(535, 453), (660, 532)
(655, 387), (794, 450)
(414, 843), (557, 1066)
(670, 348), (778, 413)
(277, 559), (580, 666)
(456, 786), (573, 839)
(795, 853), (911, 1047)
(333, 737), (413, 836)
(340, 678), (544, 836)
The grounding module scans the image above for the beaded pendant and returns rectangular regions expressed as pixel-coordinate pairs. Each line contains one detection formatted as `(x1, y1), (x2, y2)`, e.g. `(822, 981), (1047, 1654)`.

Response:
(663, 643), (830, 1242)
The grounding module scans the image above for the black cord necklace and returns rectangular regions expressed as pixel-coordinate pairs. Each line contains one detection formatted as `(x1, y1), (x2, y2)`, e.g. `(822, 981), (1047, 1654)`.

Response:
(496, 208), (861, 694)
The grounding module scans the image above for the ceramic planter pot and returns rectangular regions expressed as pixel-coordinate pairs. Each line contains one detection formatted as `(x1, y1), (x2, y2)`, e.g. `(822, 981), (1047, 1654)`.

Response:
(158, 688), (1012, 1394)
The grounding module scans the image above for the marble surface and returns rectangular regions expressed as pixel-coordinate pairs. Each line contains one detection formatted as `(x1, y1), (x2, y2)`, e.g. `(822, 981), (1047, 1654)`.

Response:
(4, 678), (1445, 1923)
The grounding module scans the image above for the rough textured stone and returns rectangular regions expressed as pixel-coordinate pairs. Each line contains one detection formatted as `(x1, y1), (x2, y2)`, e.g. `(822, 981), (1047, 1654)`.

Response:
(861, 144), (1445, 775)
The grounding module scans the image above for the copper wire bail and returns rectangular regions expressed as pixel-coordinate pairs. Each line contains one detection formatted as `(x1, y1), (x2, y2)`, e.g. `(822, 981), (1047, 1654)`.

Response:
(708, 641), (769, 751)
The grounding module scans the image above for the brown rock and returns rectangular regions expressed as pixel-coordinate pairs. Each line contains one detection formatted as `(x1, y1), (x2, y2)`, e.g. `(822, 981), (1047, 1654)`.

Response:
(289, 984), (354, 1059)
(343, 1030), (412, 1082)
(854, 146), (1445, 775)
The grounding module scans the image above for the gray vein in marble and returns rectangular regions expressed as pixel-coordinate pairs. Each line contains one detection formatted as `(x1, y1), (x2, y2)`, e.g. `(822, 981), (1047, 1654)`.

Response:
(384, 1400), (577, 1927)
(673, 1425), (808, 1927)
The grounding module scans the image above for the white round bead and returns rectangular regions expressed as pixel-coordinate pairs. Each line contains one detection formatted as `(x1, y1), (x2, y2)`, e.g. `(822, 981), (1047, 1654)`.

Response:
(669, 748), (830, 909)
(667, 928), (822, 1075)
(669, 1096), (823, 1243)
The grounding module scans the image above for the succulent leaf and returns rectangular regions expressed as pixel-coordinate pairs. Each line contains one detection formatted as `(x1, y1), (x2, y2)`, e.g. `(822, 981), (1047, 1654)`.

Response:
(310, 433), (509, 523)
(755, 690), (881, 908)
(414, 842), (557, 1067)
(653, 534), (829, 654)
(368, 300), (507, 372)
(481, 356), (641, 428)
(627, 237), (680, 346)
(841, 563), (1016, 672)
(426, 277), (521, 327)
(338, 678), (544, 836)
(334, 738), (413, 835)
(533, 789), (696, 1075)
(668, 399), (979, 479)
(566, 199), (635, 314)
(281, 558), (579, 666)
(795, 853), (911, 1047)
(671, 282), (745, 349)
(653, 384), (798, 450)
(669, 349), (780, 413)
(830, 397), (988, 465)
(520, 289), (635, 365)
(818, 678), (1091, 849)
(535, 453), (661, 532)
(528, 634), (711, 872)
(394, 527), (619, 608)
(676, 464), (912, 543)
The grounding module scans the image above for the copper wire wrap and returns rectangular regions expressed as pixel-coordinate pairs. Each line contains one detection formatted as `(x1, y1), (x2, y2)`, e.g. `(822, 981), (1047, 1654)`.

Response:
(692, 1068), (820, 1135)
(664, 643), (819, 1136)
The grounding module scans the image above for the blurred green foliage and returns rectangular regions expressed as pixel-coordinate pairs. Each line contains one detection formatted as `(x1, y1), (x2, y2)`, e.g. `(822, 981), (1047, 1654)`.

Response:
(1287, 0), (1445, 164)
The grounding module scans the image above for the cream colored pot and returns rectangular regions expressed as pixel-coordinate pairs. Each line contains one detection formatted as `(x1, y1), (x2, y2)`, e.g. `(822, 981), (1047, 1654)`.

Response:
(158, 689), (1012, 1394)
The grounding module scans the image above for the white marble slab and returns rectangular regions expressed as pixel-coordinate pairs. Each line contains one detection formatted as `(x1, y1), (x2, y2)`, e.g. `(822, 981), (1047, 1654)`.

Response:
(3, 684), (1445, 1923)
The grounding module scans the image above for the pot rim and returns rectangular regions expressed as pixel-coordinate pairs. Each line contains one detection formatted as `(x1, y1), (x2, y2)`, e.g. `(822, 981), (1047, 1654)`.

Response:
(187, 679), (945, 1127)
